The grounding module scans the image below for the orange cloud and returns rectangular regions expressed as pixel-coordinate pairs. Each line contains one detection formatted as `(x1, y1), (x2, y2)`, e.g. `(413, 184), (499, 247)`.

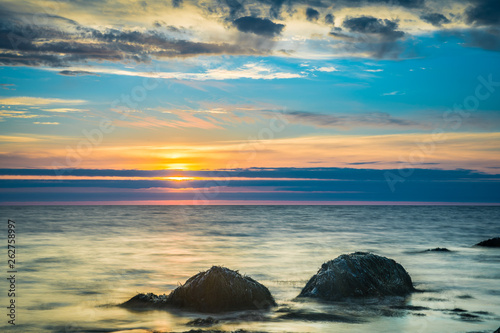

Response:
(2, 132), (499, 172)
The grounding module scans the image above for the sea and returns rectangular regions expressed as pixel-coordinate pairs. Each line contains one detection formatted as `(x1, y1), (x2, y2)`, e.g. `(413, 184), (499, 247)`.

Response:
(0, 205), (499, 333)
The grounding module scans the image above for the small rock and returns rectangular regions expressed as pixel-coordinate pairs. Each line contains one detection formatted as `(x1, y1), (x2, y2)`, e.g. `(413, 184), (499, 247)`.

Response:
(475, 237), (500, 247)
(424, 248), (451, 252)
(121, 292), (168, 308)
(187, 317), (219, 327)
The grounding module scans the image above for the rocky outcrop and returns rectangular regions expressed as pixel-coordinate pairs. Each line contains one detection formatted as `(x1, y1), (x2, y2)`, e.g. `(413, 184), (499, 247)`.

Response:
(168, 266), (276, 313)
(475, 237), (500, 248)
(122, 266), (276, 313)
(298, 252), (415, 301)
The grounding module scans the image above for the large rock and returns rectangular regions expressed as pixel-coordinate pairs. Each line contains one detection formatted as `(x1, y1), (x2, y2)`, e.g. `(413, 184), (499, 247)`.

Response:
(122, 266), (276, 313)
(298, 252), (415, 301)
(475, 237), (500, 248)
(168, 266), (276, 313)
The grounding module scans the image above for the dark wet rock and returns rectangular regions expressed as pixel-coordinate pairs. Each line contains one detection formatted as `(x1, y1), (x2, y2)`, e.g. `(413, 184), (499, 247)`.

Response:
(423, 297), (447, 302)
(220, 311), (269, 322)
(475, 237), (500, 247)
(472, 310), (491, 315)
(298, 252), (415, 301)
(168, 266), (276, 313)
(121, 292), (168, 308)
(450, 308), (467, 312)
(424, 247), (451, 252)
(391, 305), (430, 311)
(123, 266), (276, 313)
(187, 317), (219, 327)
(445, 308), (485, 322)
(457, 313), (481, 321)
(494, 327), (500, 333)
(276, 307), (292, 313)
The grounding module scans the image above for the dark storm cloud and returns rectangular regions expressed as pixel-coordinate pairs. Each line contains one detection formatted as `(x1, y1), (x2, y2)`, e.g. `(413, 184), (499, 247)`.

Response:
(207, 0), (425, 21)
(306, 7), (320, 21)
(465, 0), (500, 26)
(362, 0), (425, 8)
(233, 16), (285, 36)
(222, 0), (245, 19)
(420, 13), (451, 27)
(172, 0), (183, 7)
(329, 16), (407, 58)
(325, 13), (335, 25)
(445, 0), (500, 52)
(342, 16), (405, 41)
(2, 0), (499, 65)
(0, 9), (264, 67)
(267, 0), (287, 19)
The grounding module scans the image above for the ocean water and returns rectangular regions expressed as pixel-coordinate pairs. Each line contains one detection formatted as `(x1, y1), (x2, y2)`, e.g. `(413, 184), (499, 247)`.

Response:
(0, 205), (499, 333)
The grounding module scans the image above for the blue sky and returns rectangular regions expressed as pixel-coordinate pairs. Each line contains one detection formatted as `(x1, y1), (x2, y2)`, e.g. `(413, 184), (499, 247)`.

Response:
(1, 0), (499, 204)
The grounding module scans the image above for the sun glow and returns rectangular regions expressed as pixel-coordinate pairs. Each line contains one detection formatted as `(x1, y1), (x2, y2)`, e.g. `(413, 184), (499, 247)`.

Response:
(161, 176), (197, 181)
(164, 163), (191, 170)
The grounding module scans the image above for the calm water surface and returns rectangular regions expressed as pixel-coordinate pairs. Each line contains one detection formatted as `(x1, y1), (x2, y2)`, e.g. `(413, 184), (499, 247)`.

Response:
(0, 205), (499, 333)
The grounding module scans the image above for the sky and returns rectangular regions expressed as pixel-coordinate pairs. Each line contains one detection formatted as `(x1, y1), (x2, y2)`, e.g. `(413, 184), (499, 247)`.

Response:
(0, 0), (500, 204)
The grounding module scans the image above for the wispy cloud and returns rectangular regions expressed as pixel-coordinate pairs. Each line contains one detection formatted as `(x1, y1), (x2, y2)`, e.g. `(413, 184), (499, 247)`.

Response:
(0, 96), (87, 106)
(33, 122), (59, 125)
(0, 110), (48, 121)
(0, 135), (42, 143)
(315, 66), (339, 72)
(42, 108), (89, 113)
(0, 83), (15, 90)
(58, 70), (100, 77)
(284, 110), (419, 128)
(382, 91), (405, 96)
(44, 63), (304, 81)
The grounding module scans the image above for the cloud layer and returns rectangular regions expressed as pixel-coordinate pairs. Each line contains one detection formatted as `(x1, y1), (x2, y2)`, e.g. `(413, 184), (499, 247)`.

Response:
(1, 167), (499, 204)
(1, 0), (500, 66)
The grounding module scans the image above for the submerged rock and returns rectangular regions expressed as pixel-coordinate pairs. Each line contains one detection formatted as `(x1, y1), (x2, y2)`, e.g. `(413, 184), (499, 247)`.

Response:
(168, 266), (276, 313)
(424, 247), (451, 252)
(122, 266), (276, 313)
(475, 237), (500, 248)
(298, 252), (415, 301)
(187, 317), (219, 327)
(121, 292), (168, 308)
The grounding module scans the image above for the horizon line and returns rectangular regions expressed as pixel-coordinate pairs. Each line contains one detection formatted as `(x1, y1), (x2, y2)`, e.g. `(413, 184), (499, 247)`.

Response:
(2, 200), (499, 206)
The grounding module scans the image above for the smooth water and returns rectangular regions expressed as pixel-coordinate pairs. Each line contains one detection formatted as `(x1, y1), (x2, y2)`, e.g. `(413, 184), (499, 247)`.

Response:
(0, 205), (499, 333)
